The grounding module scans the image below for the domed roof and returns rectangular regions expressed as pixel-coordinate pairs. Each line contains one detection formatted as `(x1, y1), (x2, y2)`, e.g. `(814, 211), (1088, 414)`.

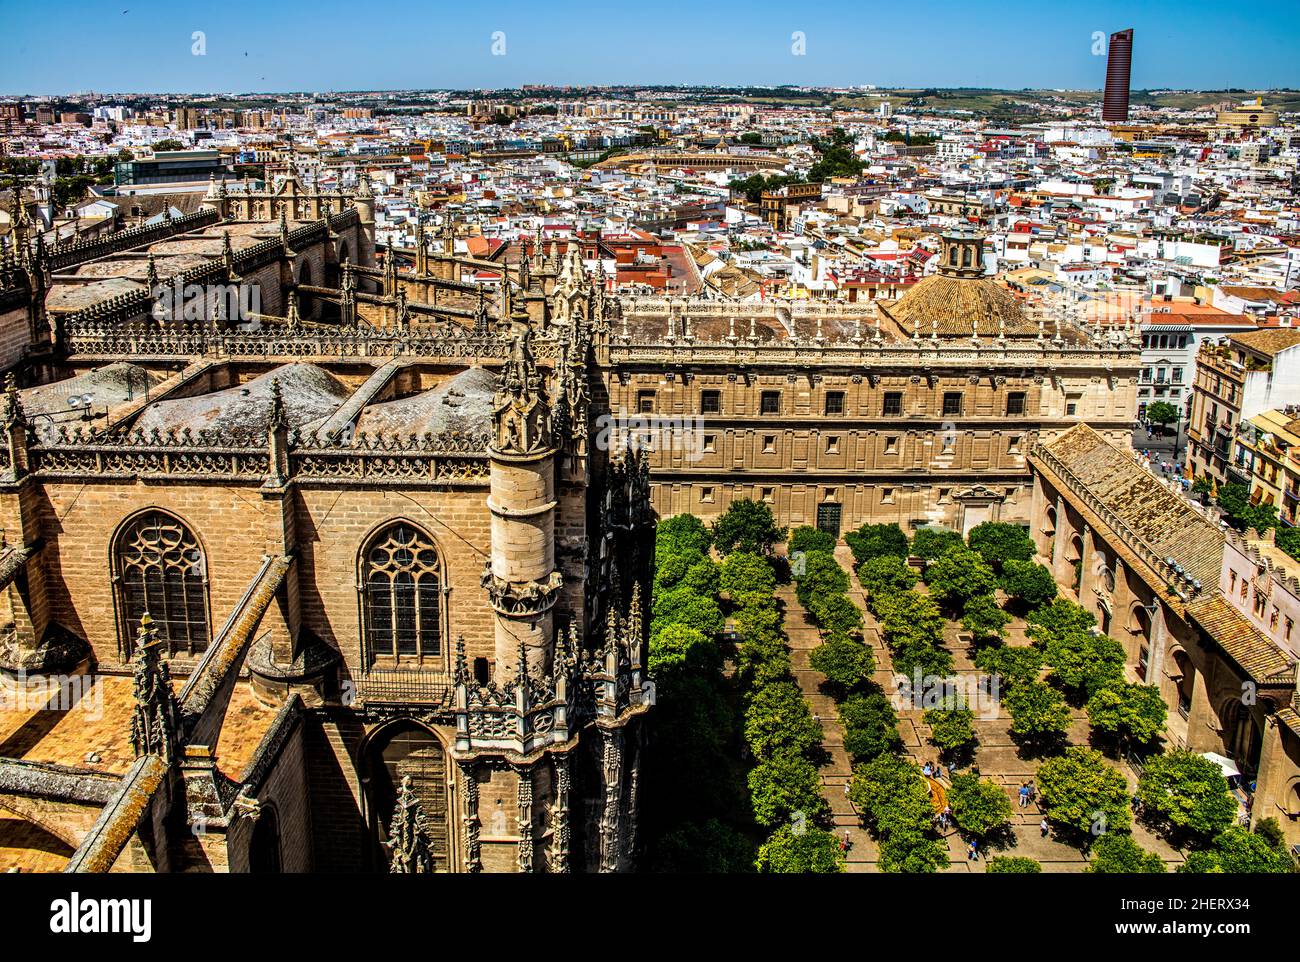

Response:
(884, 272), (1037, 339)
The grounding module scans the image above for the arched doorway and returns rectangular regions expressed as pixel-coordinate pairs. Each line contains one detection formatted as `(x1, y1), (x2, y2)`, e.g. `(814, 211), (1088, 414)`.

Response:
(1172, 650), (1195, 719)
(1224, 700), (1263, 776)
(1128, 605), (1152, 680)
(296, 260), (315, 320)
(249, 807), (281, 873)
(1066, 534), (1084, 591)
(363, 722), (452, 872)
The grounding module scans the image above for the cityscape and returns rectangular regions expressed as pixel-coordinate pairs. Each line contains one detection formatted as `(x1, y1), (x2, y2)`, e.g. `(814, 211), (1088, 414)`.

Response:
(0, 1), (1297, 904)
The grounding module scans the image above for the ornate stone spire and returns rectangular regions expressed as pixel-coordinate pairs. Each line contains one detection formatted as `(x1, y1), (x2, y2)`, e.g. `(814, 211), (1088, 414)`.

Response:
(129, 613), (182, 763)
(385, 776), (434, 874)
(491, 329), (553, 456)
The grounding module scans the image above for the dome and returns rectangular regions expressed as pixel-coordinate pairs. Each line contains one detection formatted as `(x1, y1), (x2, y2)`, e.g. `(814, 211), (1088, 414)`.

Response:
(884, 272), (1038, 339)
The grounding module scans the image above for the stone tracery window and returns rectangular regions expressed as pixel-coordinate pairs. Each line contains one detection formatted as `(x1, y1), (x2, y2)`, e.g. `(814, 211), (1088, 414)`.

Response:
(115, 511), (210, 656)
(362, 524), (443, 664)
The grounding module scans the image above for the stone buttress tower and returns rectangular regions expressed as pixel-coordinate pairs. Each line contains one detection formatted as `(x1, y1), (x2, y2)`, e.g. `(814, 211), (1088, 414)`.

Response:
(485, 317), (564, 678)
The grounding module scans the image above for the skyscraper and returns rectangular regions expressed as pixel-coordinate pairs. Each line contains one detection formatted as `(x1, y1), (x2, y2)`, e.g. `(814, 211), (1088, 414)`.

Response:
(1102, 28), (1134, 122)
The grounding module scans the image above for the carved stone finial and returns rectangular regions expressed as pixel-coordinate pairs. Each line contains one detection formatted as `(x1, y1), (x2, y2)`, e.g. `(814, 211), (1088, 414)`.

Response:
(128, 613), (182, 763)
(385, 776), (434, 874)
(490, 330), (553, 457)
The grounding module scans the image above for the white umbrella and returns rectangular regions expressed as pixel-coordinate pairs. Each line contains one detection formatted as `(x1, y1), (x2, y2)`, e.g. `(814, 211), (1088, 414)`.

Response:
(1201, 752), (1241, 778)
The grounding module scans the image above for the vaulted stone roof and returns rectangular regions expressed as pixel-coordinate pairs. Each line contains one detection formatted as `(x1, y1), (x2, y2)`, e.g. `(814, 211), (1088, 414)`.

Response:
(881, 272), (1042, 339)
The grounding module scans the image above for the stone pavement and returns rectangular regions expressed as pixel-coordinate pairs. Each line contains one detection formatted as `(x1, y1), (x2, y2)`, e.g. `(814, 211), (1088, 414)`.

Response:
(790, 546), (1191, 873)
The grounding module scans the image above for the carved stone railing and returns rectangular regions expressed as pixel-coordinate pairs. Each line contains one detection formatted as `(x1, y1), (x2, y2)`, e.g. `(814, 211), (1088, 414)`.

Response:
(44, 209), (221, 273)
(64, 321), (565, 362)
(23, 425), (493, 486)
(608, 336), (1138, 369)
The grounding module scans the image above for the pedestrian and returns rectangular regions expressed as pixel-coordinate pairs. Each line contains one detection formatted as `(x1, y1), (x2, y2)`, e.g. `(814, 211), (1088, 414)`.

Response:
(843, 781), (851, 797)
(1027, 780), (1036, 803)
(1040, 818), (1049, 838)
(942, 805), (952, 830)
(1018, 783), (1030, 808)
(947, 760), (957, 778)
(843, 830), (852, 852)
(968, 839), (978, 861)
(923, 761), (933, 777)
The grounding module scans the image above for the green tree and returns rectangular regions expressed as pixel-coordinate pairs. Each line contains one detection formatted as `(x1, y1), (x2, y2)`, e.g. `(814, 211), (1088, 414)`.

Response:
(1086, 683), (1167, 747)
(712, 498), (786, 555)
(987, 856), (1043, 873)
(718, 550), (776, 597)
(654, 548), (718, 595)
(857, 555), (918, 597)
(892, 637), (955, 679)
(878, 833), (950, 873)
(925, 546), (998, 613)
(1044, 631), (1126, 698)
(849, 754), (933, 836)
(975, 644), (1043, 690)
(788, 525), (836, 555)
(961, 593), (1011, 642)
(743, 681), (823, 760)
(924, 697), (977, 754)
(794, 550), (850, 606)
(840, 691), (903, 762)
(1178, 824), (1296, 874)
(843, 522), (909, 565)
(1037, 746), (1132, 835)
(1000, 560), (1059, 609)
(1088, 832), (1166, 873)
(1216, 482), (1279, 533)
(650, 586), (725, 639)
(1005, 680), (1072, 749)
(648, 624), (719, 678)
(810, 636), (875, 694)
(1025, 599), (1096, 647)
(655, 514), (712, 559)
(967, 521), (1035, 572)
(755, 824), (845, 873)
(152, 138), (184, 151)
(651, 819), (755, 872)
(1146, 400), (1178, 432)
(947, 773), (1013, 838)
(807, 592), (864, 635)
(911, 527), (964, 560)
(1136, 751), (1237, 842)
(748, 753), (829, 828)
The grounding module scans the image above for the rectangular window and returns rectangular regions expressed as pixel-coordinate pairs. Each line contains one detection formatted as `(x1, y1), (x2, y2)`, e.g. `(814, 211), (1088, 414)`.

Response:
(824, 391), (845, 415)
(761, 487), (775, 503)
(1066, 394), (1081, 417)
(942, 392), (963, 416)
(700, 390), (721, 414)
(700, 487), (714, 504)
(884, 436), (899, 454)
(1006, 391), (1026, 416)
(826, 436), (840, 454)
(881, 487), (895, 504)
(703, 434), (716, 453)
(1007, 435), (1022, 453)
(760, 391), (781, 415)
(882, 392), (903, 416)
(762, 435), (776, 453)
(637, 390), (655, 414)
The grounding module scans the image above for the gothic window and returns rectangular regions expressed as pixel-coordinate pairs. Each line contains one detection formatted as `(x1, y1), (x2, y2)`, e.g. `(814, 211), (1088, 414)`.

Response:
(115, 511), (209, 656)
(362, 524), (443, 664)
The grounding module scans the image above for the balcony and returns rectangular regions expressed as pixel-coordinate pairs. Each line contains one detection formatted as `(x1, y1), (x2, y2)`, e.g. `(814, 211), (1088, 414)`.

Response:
(356, 668), (454, 707)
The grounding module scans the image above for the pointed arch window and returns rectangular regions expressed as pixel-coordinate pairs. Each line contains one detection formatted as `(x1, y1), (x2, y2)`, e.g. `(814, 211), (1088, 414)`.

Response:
(362, 524), (443, 664)
(115, 511), (210, 656)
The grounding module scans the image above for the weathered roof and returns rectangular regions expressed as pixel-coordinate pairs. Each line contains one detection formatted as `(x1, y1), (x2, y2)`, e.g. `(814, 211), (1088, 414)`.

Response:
(352, 366), (496, 439)
(1185, 593), (1298, 687)
(133, 362), (350, 437)
(880, 273), (1042, 339)
(1229, 328), (1300, 358)
(1039, 423), (1225, 588)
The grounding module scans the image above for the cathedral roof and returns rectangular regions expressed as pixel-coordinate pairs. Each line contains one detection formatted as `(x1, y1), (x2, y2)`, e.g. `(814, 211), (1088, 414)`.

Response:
(132, 362), (350, 437)
(351, 366), (496, 441)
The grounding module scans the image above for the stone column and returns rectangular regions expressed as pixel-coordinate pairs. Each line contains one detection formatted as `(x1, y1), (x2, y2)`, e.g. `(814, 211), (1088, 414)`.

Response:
(599, 728), (624, 873)
(458, 759), (481, 873)
(1051, 496), (1068, 583)
(515, 764), (535, 873)
(1148, 602), (1168, 694)
(550, 754), (571, 873)
(1077, 523), (1092, 603)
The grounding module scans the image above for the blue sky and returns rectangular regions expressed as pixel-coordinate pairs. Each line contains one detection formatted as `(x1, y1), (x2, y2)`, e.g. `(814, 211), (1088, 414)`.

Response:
(2, 0), (1297, 95)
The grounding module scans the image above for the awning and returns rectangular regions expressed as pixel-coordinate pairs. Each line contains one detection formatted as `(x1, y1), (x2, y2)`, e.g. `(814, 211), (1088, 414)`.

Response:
(1201, 751), (1241, 778)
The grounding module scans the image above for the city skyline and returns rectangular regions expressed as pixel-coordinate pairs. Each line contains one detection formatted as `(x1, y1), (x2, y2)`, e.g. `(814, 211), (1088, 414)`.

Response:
(2, 0), (1298, 96)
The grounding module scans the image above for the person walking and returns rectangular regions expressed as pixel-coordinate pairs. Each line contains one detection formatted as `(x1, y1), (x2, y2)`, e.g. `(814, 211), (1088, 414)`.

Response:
(968, 839), (978, 861)
(1040, 818), (1050, 838)
(1018, 783), (1030, 808)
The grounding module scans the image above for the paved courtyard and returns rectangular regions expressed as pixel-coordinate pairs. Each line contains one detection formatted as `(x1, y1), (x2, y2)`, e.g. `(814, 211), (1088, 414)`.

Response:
(780, 547), (1187, 873)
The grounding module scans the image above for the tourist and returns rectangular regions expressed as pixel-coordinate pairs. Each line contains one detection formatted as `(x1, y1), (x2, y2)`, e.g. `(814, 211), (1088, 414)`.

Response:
(1040, 818), (1049, 838)
(1018, 783), (1030, 808)
(968, 839), (978, 861)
